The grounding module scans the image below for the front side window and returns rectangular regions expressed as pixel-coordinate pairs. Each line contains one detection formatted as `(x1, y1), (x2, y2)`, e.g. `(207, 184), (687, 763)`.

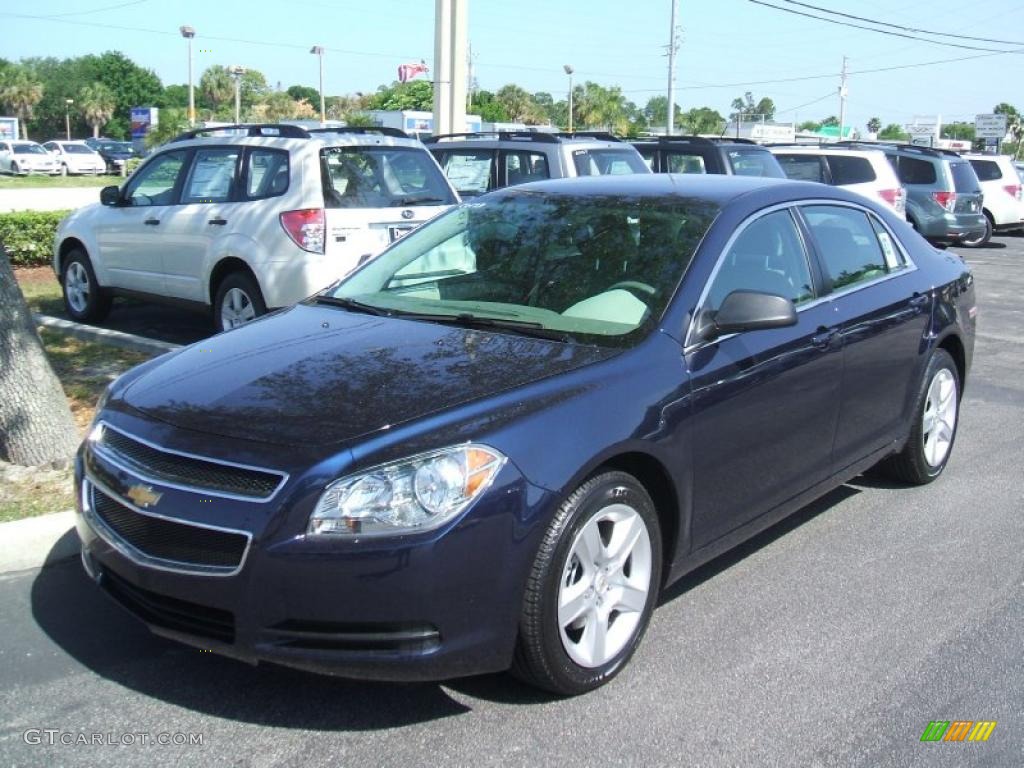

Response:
(572, 148), (649, 176)
(775, 154), (825, 182)
(666, 152), (707, 174)
(322, 146), (456, 209)
(328, 194), (720, 346)
(803, 205), (889, 290)
(124, 150), (188, 207)
(245, 148), (290, 199)
(727, 150), (785, 178)
(503, 151), (550, 186)
(705, 209), (814, 309)
(181, 148), (239, 204)
(436, 150), (493, 196)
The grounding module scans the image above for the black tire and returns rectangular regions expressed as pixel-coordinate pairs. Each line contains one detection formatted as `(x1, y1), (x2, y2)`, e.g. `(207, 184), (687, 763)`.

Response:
(962, 214), (993, 248)
(512, 471), (662, 695)
(60, 163), (69, 177)
(61, 248), (112, 323)
(880, 348), (960, 485)
(213, 271), (267, 333)
(10, 161), (19, 175)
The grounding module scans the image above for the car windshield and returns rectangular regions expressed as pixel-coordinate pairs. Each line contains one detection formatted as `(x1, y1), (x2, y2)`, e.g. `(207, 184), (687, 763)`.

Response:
(64, 144), (94, 155)
(14, 144), (47, 155)
(325, 192), (719, 347)
(321, 146), (456, 208)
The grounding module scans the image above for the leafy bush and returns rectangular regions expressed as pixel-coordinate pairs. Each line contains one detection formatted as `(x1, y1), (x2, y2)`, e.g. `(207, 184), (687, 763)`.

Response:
(0, 210), (71, 266)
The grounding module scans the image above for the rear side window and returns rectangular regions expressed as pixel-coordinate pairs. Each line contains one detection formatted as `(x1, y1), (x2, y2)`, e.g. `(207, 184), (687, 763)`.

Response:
(245, 149), (290, 199)
(182, 148), (239, 204)
(968, 159), (1001, 182)
(826, 155), (876, 185)
(775, 154), (825, 182)
(436, 150), (493, 196)
(503, 151), (550, 186)
(665, 151), (707, 174)
(727, 150), (785, 178)
(322, 146), (456, 209)
(895, 156), (937, 185)
(949, 161), (980, 192)
(572, 148), (649, 176)
(803, 205), (889, 290)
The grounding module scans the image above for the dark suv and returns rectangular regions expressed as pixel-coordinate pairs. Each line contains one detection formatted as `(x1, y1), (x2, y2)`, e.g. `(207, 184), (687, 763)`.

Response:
(837, 143), (986, 246)
(631, 136), (785, 177)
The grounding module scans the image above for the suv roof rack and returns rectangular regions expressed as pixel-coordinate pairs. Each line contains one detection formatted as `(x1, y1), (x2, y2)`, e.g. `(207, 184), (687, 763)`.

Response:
(307, 126), (409, 138)
(634, 135), (757, 146)
(551, 131), (622, 142)
(834, 141), (961, 158)
(170, 124), (312, 142)
(423, 131), (561, 144)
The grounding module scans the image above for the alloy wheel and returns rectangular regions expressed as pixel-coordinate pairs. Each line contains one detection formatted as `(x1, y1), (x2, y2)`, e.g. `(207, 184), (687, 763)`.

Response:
(922, 368), (957, 468)
(64, 261), (91, 314)
(220, 287), (256, 329)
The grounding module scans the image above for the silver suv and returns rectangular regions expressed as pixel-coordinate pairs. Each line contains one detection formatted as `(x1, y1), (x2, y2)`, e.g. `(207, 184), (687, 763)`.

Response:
(424, 131), (650, 197)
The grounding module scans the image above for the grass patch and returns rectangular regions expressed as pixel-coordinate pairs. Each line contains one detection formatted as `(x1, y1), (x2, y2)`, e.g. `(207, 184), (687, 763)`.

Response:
(0, 174), (117, 189)
(15, 266), (64, 314)
(0, 327), (153, 522)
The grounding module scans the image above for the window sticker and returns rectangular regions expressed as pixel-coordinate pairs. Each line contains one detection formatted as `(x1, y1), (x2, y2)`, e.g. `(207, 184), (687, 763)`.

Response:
(877, 231), (900, 269)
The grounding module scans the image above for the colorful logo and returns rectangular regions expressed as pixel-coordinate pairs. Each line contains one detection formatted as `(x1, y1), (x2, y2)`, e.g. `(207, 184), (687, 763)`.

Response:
(921, 721), (997, 742)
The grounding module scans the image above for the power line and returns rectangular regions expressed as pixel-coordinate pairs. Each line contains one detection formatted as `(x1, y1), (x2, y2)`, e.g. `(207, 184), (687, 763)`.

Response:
(748, 0), (1022, 54)
(777, 91), (834, 114)
(40, 0), (151, 18)
(782, 0), (1024, 46)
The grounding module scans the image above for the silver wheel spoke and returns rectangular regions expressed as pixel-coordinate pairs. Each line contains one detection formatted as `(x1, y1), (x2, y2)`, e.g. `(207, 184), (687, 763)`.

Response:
(921, 368), (957, 468)
(606, 515), (644, 573)
(558, 581), (590, 627)
(582, 608), (607, 665)
(609, 583), (648, 614)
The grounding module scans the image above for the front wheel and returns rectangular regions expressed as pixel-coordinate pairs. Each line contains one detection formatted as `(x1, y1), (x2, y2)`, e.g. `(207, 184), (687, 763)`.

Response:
(880, 348), (960, 484)
(214, 271), (267, 333)
(61, 249), (112, 323)
(512, 471), (662, 695)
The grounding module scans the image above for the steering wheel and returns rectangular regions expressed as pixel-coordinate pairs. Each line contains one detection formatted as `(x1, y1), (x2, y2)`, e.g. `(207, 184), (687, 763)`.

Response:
(606, 280), (657, 300)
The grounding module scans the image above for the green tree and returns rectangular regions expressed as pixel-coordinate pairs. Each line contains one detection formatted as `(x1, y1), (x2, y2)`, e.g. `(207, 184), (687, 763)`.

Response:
(731, 91), (775, 121)
(200, 65), (234, 113)
(261, 91), (301, 121)
(162, 84), (189, 109)
(643, 96), (682, 129)
(941, 121), (975, 141)
(680, 106), (725, 135)
(495, 84), (544, 123)
(239, 70), (269, 108)
(81, 51), (162, 137)
(798, 120), (822, 132)
(369, 80), (433, 111)
(144, 107), (188, 149)
(866, 117), (881, 135)
(0, 67), (44, 139)
(993, 103), (1021, 154)
(573, 81), (630, 133)
(879, 123), (909, 141)
(469, 90), (509, 123)
(79, 81), (116, 138)
(344, 112), (378, 127)
(287, 85), (320, 105)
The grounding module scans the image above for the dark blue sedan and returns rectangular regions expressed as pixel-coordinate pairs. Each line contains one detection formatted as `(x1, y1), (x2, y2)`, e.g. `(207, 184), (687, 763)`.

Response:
(75, 175), (975, 695)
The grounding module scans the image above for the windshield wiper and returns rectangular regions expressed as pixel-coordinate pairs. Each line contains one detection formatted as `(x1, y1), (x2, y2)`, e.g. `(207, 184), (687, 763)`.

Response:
(392, 195), (449, 207)
(313, 295), (390, 316)
(388, 310), (571, 342)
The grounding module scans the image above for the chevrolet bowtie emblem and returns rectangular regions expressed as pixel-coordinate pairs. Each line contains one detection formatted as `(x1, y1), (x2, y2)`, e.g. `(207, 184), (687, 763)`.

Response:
(126, 484), (162, 508)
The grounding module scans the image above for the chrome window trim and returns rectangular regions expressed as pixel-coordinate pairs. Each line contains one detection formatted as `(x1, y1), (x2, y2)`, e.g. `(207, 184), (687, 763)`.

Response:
(81, 476), (252, 578)
(92, 421), (288, 503)
(684, 198), (919, 352)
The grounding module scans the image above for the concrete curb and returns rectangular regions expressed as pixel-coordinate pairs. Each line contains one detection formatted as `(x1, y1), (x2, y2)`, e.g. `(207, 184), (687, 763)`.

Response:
(0, 511), (79, 574)
(34, 313), (181, 356)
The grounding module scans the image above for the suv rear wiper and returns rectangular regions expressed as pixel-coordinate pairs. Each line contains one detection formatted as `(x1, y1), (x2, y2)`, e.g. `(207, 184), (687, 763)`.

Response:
(312, 295), (390, 316)
(389, 310), (571, 342)
(392, 195), (449, 206)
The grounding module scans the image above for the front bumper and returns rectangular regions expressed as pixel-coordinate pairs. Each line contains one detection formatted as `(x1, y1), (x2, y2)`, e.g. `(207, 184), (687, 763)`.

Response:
(74, 416), (548, 682)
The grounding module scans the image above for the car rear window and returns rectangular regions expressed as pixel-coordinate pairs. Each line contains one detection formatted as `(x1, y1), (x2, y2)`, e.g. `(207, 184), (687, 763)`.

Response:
(775, 154), (825, 182)
(572, 148), (649, 176)
(968, 159), (1002, 182)
(321, 146), (457, 209)
(827, 155), (876, 185)
(949, 161), (980, 192)
(894, 156), (936, 185)
(727, 149), (785, 178)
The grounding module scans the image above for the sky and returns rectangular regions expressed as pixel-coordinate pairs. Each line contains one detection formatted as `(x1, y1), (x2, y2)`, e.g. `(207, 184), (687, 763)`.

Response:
(2, 0), (1022, 131)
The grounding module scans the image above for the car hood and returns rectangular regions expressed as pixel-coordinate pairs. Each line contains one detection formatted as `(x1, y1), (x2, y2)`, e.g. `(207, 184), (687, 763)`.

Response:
(121, 303), (615, 447)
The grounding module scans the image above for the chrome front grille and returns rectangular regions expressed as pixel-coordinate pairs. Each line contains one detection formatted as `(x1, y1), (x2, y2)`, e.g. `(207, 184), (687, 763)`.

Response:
(94, 422), (286, 501)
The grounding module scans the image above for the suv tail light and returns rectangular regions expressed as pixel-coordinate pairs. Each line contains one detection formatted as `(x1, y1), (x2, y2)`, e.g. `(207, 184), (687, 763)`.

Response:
(1003, 183), (1022, 201)
(280, 209), (325, 254)
(931, 191), (957, 212)
(878, 188), (905, 212)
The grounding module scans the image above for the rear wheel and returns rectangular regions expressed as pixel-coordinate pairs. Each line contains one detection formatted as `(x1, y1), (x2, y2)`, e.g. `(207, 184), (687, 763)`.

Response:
(512, 471), (661, 695)
(60, 163), (69, 177)
(214, 271), (267, 332)
(881, 348), (960, 484)
(962, 214), (993, 247)
(10, 161), (19, 175)
(61, 249), (112, 323)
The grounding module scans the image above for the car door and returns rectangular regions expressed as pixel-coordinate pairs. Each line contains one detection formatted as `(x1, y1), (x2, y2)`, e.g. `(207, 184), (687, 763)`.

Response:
(499, 149), (551, 188)
(157, 146), (242, 302)
(686, 207), (843, 547)
(93, 148), (189, 294)
(799, 203), (930, 468)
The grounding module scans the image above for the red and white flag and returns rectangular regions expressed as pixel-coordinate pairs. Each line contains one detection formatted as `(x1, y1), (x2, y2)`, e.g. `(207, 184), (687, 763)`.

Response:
(398, 60), (429, 83)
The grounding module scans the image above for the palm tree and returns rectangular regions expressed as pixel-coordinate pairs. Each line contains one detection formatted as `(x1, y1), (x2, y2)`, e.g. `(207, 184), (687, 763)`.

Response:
(80, 82), (116, 139)
(0, 68), (44, 140)
(200, 65), (235, 114)
(867, 117), (882, 136)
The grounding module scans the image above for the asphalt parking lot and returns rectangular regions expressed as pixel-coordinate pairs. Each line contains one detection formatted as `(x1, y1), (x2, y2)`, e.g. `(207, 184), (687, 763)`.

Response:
(2, 235), (1022, 768)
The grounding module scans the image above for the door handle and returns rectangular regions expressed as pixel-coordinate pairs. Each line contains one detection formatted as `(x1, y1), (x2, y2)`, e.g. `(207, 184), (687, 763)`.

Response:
(811, 327), (838, 349)
(909, 293), (929, 308)
(144, 218), (160, 226)
(208, 218), (228, 226)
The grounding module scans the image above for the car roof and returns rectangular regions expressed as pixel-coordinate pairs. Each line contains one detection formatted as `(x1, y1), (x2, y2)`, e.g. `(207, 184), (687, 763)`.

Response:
(631, 136), (764, 149)
(768, 146), (886, 157)
(169, 133), (426, 151)
(424, 131), (627, 150)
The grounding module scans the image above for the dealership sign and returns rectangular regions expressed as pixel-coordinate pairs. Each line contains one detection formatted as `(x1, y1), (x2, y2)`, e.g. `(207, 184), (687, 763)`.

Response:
(974, 113), (1007, 139)
(130, 107), (159, 139)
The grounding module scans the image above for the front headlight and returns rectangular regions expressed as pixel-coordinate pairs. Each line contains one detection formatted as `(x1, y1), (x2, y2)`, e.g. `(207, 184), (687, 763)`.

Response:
(308, 444), (506, 536)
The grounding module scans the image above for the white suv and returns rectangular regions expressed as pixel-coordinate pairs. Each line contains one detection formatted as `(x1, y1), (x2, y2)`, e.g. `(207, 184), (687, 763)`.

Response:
(53, 124), (458, 332)
(962, 153), (1024, 242)
(769, 145), (906, 215)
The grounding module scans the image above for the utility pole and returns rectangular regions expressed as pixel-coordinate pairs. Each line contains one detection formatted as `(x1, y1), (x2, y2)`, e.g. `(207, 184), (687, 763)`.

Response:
(433, 0), (467, 136)
(666, 0), (678, 135)
(466, 40), (473, 113)
(310, 46), (326, 125)
(838, 55), (848, 142)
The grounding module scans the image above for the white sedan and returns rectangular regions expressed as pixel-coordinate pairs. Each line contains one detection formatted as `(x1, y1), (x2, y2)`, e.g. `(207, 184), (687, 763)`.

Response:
(43, 141), (106, 176)
(0, 140), (60, 175)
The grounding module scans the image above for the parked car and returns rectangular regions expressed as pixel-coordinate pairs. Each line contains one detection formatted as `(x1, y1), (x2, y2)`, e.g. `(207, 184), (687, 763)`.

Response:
(53, 124), (460, 332)
(769, 145), (906, 214)
(0, 140), (59, 175)
(42, 140), (107, 176)
(75, 174), (974, 695)
(836, 142), (986, 246)
(631, 136), (786, 177)
(424, 130), (650, 197)
(85, 138), (137, 174)
(961, 153), (1024, 239)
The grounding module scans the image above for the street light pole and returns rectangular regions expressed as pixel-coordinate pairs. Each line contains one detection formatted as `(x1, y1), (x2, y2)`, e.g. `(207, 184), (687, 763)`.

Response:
(310, 46), (326, 125)
(667, 0), (678, 135)
(65, 99), (74, 140)
(180, 26), (196, 126)
(228, 65), (246, 124)
(564, 64), (574, 132)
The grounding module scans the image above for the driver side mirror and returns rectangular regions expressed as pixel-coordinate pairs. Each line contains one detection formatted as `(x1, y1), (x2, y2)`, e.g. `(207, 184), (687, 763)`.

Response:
(696, 290), (797, 342)
(100, 185), (122, 207)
